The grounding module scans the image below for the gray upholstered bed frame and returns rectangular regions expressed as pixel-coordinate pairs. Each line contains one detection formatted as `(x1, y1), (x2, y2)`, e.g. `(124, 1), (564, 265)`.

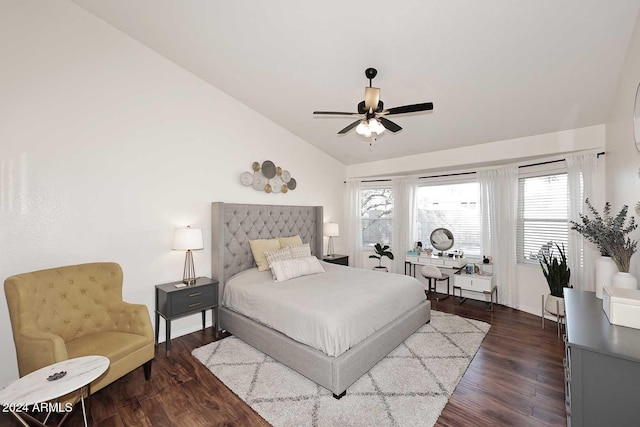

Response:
(211, 202), (430, 397)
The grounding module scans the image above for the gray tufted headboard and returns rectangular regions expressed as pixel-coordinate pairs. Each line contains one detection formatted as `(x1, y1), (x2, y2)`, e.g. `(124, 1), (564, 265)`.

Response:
(211, 202), (323, 303)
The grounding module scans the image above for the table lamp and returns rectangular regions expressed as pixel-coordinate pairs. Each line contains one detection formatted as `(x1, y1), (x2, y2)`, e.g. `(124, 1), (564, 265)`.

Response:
(172, 226), (204, 284)
(323, 223), (339, 258)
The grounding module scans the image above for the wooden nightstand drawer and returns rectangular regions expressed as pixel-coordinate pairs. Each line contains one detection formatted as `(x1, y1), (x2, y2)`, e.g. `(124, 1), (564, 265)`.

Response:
(171, 285), (217, 316)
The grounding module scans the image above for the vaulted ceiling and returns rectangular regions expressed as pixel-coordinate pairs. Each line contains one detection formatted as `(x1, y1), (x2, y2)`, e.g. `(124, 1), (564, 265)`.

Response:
(71, 0), (640, 165)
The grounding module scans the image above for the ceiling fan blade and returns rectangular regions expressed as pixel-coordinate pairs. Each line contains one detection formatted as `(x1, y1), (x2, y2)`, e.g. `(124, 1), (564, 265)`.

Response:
(338, 120), (362, 134)
(314, 111), (359, 116)
(383, 102), (434, 115)
(379, 117), (402, 133)
(364, 87), (380, 112)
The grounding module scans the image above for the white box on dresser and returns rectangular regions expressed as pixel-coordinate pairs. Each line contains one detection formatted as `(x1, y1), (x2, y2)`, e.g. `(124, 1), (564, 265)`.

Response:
(602, 285), (640, 329)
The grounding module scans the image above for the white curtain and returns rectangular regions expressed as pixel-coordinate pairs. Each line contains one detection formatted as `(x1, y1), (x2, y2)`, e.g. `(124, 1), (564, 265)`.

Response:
(392, 176), (417, 274)
(479, 166), (519, 308)
(567, 153), (598, 292)
(346, 179), (363, 267)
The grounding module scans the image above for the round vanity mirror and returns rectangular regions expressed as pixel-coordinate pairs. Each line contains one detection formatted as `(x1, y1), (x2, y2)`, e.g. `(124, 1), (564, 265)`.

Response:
(430, 228), (454, 251)
(634, 82), (640, 151)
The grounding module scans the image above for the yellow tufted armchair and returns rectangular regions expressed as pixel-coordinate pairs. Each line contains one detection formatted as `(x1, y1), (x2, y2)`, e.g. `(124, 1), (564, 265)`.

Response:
(4, 262), (155, 394)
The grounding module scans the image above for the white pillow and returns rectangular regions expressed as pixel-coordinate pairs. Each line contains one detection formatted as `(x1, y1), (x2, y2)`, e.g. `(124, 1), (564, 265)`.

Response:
(264, 247), (294, 279)
(287, 243), (312, 258)
(270, 256), (325, 282)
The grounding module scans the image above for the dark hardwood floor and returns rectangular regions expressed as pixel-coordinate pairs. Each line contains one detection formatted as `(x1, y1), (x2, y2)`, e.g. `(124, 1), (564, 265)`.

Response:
(0, 297), (566, 426)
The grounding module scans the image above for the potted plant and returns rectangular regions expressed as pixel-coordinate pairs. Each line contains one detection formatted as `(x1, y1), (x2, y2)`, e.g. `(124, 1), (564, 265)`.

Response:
(538, 242), (571, 316)
(606, 204), (638, 289)
(571, 199), (638, 293)
(369, 243), (394, 272)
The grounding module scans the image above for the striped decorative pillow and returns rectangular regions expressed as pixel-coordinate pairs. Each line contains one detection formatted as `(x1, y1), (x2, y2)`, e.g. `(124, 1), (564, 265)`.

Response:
(287, 243), (312, 258)
(264, 247), (294, 279)
(270, 256), (325, 282)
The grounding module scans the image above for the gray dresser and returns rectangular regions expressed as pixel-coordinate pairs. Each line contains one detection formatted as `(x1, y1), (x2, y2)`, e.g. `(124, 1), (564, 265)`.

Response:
(564, 289), (640, 426)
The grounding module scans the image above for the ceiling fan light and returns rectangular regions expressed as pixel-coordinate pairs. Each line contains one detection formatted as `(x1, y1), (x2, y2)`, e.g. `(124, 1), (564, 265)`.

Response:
(355, 121), (368, 136)
(369, 118), (385, 135)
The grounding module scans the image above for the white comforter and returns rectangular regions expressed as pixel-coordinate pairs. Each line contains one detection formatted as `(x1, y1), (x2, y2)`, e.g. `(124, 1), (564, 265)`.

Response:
(223, 262), (426, 357)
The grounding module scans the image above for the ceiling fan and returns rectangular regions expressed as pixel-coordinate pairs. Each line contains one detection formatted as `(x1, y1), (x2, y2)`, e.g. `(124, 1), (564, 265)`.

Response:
(313, 68), (434, 137)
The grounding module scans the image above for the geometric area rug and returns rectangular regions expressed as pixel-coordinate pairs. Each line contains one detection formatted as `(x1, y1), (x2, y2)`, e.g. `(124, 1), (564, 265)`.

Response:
(192, 311), (490, 427)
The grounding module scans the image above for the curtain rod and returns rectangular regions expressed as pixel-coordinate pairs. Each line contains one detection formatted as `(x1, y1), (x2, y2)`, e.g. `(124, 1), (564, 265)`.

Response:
(347, 151), (606, 183)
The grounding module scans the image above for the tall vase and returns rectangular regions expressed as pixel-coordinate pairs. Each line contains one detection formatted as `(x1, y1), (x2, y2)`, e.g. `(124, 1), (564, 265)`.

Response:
(611, 272), (638, 290)
(595, 256), (618, 298)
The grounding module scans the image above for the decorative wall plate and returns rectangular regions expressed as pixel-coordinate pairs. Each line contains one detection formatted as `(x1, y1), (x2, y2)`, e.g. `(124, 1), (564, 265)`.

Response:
(262, 161), (276, 179)
(241, 161), (296, 194)
(270, 176), (284, 193)
(240, 171), (253, 186)
(252, 171), (268, 190)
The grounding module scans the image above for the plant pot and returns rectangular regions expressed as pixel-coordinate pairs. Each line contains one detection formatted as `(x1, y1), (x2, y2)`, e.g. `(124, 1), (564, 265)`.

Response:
(611, 272), (638, 290)
(544, 294), (565, 317)
(373, 266), (388, 273)
(595, 256), (618, 299)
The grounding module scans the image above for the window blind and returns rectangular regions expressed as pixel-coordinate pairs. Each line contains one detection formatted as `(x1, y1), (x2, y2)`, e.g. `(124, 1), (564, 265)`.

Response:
(517, 173), (569, 264)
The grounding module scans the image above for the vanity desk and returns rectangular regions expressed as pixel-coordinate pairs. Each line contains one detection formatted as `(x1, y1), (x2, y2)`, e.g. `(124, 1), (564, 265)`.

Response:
(405, 254), (468, 276)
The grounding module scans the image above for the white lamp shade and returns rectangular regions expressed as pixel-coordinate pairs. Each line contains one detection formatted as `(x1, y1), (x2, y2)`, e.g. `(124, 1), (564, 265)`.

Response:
(172, 227), (204, 250)
(323, 223), (339, 237)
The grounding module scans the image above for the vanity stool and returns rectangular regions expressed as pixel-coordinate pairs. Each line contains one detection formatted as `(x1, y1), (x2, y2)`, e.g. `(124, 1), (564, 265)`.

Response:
(421, 265), (450, 301)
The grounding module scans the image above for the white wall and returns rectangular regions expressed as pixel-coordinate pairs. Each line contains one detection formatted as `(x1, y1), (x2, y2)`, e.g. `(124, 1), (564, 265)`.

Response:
(0, 0), (346, 386)
(348, 126), (606, 316)
(606, 11), (640, 279)
(347, 125), (606, 179)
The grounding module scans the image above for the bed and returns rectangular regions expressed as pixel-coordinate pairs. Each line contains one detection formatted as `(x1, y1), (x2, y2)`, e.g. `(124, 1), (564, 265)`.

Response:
(211, 202), (431, 398)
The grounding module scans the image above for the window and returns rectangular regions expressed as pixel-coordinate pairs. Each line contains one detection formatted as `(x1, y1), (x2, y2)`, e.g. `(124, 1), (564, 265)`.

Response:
(517, 173), (569, 264)
(361, 186), (393, 248)
(415, 181), (482, 257)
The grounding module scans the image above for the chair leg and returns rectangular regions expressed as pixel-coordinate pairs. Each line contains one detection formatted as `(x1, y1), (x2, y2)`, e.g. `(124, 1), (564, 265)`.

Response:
(143, 360), (153, 380)
(435, 277), (450, 301)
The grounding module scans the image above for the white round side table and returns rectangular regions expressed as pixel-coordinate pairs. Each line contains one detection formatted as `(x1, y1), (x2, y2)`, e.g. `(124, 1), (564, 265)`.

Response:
(0, 355), (110, 427)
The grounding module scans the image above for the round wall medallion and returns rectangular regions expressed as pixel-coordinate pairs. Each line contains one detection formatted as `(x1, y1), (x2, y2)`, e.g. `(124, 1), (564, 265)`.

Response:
(270, 176), (284, 193)
(252, 171), (268, 190)
(282, 185), (288, 193)
(262, 160), (276, 179)
(252, 161), (261, 171)
(264, 183), (273, 193)
(240, 171), (253, 186)
(276, 166), (282, 176)
(287, 177), (297, 190)
(281, 170), (291, 183)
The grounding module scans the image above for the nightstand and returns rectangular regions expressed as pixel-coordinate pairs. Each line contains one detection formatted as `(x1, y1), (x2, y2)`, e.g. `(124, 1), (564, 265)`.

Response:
(155, 277), (218, 357)
(323, 254), (349, 266)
